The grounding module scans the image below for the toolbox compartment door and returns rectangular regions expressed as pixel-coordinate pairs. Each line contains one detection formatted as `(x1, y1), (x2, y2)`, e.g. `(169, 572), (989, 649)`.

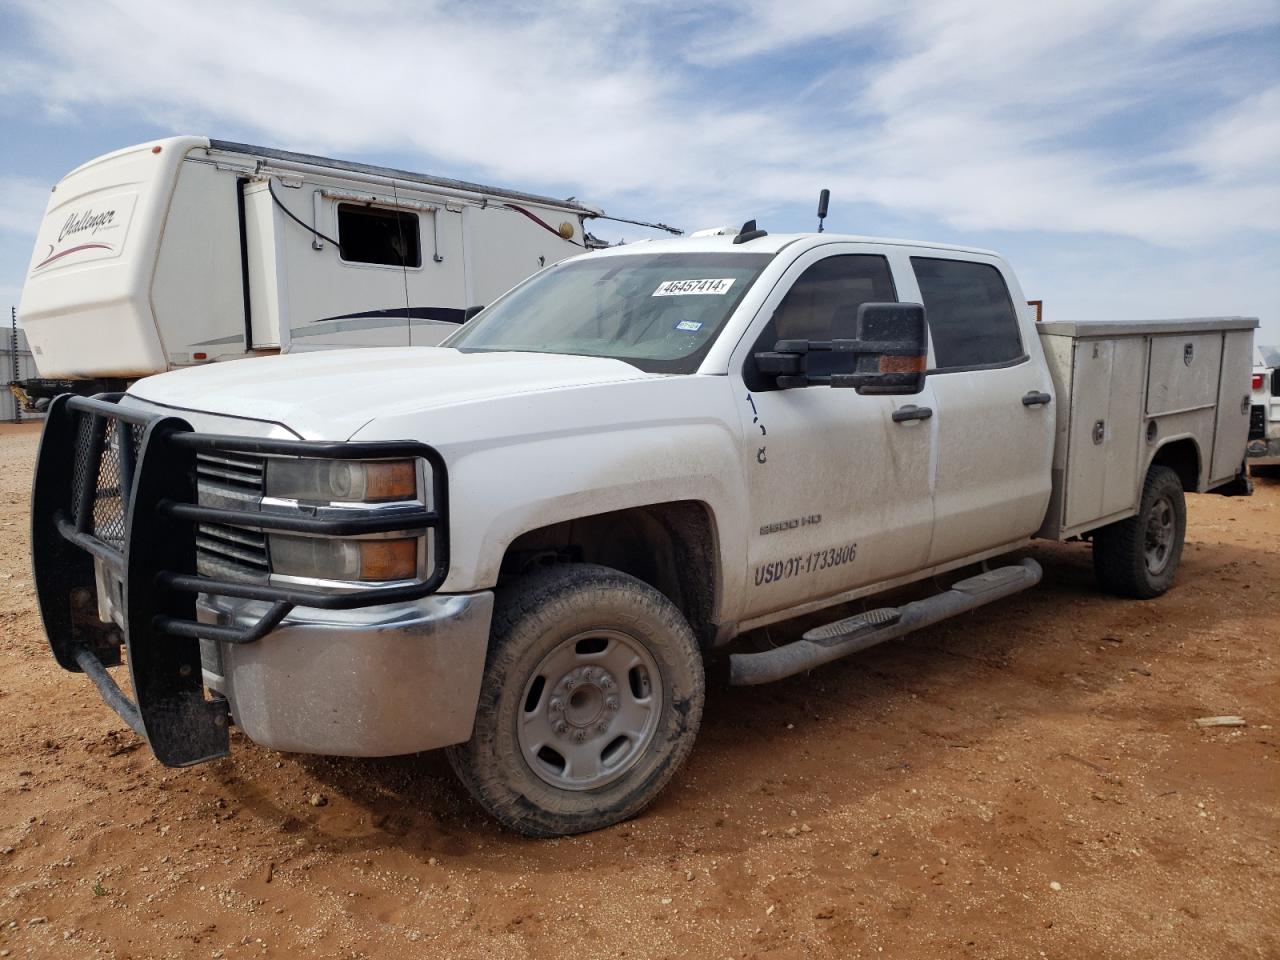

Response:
(1209, 329), (1255, 484)
(1146, 333), (1222, 416)
(1062, 337), (1145, 530)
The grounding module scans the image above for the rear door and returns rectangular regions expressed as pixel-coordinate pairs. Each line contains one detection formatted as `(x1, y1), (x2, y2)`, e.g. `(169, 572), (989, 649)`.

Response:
(730, 245), (937, 621)
(899, 255), (1054, 565)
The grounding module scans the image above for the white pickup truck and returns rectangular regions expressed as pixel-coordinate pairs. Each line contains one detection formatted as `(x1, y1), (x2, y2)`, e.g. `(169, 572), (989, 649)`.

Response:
(30, 229), (1258, 837)
(1250, 346), (1280, 468)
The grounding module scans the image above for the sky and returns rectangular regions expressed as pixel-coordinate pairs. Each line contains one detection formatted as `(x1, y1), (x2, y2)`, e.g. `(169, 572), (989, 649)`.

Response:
(0, 0), (1277, 343)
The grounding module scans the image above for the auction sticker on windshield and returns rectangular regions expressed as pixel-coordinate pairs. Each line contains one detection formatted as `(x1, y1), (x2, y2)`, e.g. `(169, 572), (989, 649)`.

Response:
(652, 278), (736, 296)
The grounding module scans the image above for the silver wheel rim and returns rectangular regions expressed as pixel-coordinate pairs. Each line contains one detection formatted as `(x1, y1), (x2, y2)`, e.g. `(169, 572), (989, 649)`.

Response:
(517, 628), (663, 792)
(1144, 494), (1175, 575)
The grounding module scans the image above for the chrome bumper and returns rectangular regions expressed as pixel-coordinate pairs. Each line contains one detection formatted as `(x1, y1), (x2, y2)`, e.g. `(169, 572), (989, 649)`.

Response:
(198, 591), (493, 757)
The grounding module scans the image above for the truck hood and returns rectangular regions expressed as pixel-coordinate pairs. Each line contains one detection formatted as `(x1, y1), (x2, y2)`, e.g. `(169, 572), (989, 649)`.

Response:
(128, 347), (660, 438)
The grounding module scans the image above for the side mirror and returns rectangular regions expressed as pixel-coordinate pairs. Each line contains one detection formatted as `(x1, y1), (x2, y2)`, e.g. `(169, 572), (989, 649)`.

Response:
(833, 302), (928, 394)
(462, 305), (485, 322)
(753, 302), (928, 395)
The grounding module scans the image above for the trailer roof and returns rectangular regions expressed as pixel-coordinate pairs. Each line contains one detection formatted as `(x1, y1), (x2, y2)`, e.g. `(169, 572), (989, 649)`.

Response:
(208, 139), (598, 216)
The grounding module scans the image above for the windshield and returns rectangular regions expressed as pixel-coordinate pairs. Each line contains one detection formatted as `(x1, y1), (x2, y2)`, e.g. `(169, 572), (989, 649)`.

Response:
(444, 252), (774, 374)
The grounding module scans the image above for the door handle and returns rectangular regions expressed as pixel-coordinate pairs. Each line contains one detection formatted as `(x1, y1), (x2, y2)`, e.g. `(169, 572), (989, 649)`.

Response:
(892, 404), (933, 423)
(1022, 390), (1052, 407)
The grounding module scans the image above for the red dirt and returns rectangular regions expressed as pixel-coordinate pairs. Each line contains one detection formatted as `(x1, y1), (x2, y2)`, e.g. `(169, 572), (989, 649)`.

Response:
(0, 422), (1276, 959)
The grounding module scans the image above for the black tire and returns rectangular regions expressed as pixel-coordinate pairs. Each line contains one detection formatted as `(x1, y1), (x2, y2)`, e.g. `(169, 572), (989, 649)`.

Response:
(446, 563), (704, 837)
(1092, 464), (1186, 599)
(1216, 472), (1253, 497)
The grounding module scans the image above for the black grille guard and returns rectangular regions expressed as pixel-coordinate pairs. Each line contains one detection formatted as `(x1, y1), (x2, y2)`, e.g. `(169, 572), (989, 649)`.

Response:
(31, 393), (449, 766)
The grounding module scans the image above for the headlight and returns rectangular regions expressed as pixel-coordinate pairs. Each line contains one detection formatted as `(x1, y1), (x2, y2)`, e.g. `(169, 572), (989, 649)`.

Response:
(270, 534), (420, 582)
(265, 458), (418, 503)
(263, 456), (428, 584)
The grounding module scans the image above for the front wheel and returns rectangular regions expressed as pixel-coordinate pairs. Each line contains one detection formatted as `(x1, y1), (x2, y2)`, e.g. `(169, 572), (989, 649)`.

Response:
(1092, 464), (1187, 598)
(447, 564), (704, 837)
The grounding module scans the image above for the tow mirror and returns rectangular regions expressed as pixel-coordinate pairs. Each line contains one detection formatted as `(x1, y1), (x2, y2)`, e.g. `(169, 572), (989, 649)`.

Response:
(462, 305), (485, 322)
(753, 302), (928, 395)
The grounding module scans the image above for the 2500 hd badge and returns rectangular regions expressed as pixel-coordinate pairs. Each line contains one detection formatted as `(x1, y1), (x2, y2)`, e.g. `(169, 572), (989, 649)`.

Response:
(759, 514), (822, 536)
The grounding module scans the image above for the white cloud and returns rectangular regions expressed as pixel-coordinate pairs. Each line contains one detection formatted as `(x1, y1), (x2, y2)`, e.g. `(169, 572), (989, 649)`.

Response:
(681, 0), (897, 64)
(0, 0), (1276, 252)
(1021, 241), (1280, 332)
(1179, 84), (1280, 184)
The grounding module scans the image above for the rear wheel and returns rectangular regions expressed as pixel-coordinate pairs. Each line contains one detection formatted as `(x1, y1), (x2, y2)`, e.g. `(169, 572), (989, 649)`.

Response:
(447, 563), (704, 837)
(1093, 464), (1186, 598)
(1217, 456), (1254, 495)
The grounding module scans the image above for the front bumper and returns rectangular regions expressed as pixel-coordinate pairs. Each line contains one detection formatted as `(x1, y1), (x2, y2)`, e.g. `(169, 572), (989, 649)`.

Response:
(198, 592), (492, 756)
(1247, 437), (1280, 466)
(30, 392), (457, 767)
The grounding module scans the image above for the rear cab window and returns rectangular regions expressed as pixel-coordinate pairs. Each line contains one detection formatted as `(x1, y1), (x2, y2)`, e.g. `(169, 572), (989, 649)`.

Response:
(910, 257), (1024, 370)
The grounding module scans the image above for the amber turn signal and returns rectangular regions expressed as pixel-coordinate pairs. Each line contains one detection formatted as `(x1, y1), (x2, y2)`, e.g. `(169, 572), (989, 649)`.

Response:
(878, 353), (927, 374)
(358, 538), (419, 581)
(363, 461), (418, 502)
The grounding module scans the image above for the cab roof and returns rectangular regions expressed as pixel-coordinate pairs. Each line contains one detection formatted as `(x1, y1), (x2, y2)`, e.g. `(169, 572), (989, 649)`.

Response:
(587, 232), (1004, 259)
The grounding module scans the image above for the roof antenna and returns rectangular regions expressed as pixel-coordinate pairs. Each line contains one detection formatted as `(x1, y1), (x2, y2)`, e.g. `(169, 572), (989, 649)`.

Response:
(817, 188), (830, 233)
(733, 219), (769, 244)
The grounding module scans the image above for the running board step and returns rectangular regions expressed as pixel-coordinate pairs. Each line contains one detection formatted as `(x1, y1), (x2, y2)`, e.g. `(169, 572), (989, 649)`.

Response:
(804, 606), (903, 646)
(729, 558), (1042, 686)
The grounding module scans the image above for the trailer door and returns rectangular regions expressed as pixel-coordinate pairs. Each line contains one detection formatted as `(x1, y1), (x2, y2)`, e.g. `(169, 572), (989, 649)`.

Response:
(252, 182), (468, 352)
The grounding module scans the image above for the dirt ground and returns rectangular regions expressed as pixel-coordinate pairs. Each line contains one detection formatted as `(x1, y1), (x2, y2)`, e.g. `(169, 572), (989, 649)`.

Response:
(0, 420), (1276, 960)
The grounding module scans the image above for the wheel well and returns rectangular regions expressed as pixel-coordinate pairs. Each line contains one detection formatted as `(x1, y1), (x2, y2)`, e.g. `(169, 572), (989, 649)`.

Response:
(500, 502), (720, 648)
(1150, 438), (1200, 491)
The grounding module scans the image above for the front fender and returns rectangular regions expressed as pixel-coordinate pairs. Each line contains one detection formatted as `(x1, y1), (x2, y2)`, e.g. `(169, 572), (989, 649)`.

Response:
(350, 375), (751, 623)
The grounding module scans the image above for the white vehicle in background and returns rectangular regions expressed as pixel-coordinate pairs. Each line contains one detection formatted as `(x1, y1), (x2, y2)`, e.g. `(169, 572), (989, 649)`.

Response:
(30, 224), (1257, 837)
(1249, 345), (1280, 469)
(16, 136), (674, 407)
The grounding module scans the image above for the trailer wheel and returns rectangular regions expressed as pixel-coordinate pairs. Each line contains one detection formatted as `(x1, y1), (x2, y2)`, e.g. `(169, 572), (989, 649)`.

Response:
(1092, 465), (1186, 599)
(447, 563), (704, 837)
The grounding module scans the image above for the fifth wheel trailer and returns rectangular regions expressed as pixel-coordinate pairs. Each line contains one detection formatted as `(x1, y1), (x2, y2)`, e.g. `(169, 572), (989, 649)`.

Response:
(16, 136), (668, 405)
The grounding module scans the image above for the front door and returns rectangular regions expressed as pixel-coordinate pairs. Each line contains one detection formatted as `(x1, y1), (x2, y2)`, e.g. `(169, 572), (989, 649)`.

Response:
(731, 247), (937, 623)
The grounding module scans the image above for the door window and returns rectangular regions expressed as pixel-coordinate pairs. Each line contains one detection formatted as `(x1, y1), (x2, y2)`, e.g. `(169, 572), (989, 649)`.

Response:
(910, 258), (1023, 369)
(746, 254), (896, 389)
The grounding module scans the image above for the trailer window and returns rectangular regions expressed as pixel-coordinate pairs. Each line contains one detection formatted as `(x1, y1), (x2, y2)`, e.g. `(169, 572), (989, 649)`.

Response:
(337, 204), (421, 268)
(910, 258), (1023, 369)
